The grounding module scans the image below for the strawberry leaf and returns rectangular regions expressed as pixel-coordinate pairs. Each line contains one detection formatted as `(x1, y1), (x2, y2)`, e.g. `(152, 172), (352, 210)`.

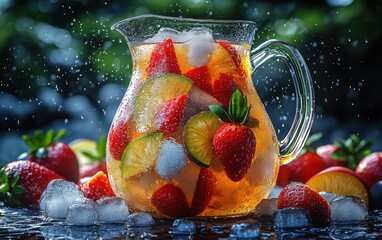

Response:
(209, 105), (232, 123)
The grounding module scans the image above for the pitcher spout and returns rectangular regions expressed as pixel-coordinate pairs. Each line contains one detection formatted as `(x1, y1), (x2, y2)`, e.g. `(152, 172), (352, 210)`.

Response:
(111, 14), (257, 46)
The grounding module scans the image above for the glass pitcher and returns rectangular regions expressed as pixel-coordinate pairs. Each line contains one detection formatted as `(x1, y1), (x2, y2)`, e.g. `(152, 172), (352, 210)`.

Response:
(106, 14), (314, 218)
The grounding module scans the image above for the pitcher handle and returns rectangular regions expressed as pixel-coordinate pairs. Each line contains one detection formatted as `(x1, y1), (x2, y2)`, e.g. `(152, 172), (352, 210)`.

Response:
(250, 39), (315, 165)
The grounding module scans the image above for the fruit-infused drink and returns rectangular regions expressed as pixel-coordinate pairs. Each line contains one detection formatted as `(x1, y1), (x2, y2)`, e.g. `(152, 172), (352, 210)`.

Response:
(107, 15), (314, 218)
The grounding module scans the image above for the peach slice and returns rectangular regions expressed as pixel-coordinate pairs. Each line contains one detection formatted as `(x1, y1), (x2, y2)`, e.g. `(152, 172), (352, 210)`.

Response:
(306, 166), (369, 206)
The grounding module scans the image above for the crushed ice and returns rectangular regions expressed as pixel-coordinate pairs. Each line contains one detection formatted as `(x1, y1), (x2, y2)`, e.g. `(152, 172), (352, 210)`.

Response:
(155, 138), (186, 180)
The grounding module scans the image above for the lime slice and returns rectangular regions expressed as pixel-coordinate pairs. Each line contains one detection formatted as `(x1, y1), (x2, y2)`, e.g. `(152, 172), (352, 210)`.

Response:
(121, 133), (163, 179)
(184, 111), (222, 167)
(133, 74), (193, 133)
(69, 139), (97, 167)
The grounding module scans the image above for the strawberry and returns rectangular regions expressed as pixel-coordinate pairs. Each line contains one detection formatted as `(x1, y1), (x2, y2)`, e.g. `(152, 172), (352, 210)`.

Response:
(19, 129), (79, 183)
(79, 136), (108, 178)
(81, 171), (115, 201)
(151, 183), (190, 217)
(190, 168), (216, 215)
(287, 151), (326, 184)
(217, 40), (245, 75)
(278, 133), (326, 184)
(210, 90), (256, 182)
(183, 65), (213, 95)
(355, 152), (382, 189)
(146, 38), (181, 78)
(276, 165), (291, 187)
(277, 182), (331, 223)
(317, 134), (373, 169)
(1, 160), (63, 208)
(212, 73), (237, 108)
(108, 120), (130, 161)
(155, 94), (188, 136)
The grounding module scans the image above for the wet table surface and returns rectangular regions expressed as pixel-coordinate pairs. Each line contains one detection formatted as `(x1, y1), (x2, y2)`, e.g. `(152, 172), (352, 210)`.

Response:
(1, 207), (382, 239)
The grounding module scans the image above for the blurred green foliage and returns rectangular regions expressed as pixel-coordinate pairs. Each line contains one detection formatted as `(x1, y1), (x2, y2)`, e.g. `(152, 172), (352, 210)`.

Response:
(0, 0), (381, 121)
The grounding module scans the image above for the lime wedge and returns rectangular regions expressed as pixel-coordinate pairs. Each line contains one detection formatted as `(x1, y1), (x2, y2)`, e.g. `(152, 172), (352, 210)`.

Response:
(121, 133), (163, 179)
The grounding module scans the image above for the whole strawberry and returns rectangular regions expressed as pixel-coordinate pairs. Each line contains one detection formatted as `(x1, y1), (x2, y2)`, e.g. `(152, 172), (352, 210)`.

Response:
(79, 136), (108, 179)
(277, 182), (331, 223)
(1, 160), (63, 208)
(210, 89), (256, 182)
(355, 152), (382, 189)
(317, 134), (373, 169)
(19, 129), (79, 183)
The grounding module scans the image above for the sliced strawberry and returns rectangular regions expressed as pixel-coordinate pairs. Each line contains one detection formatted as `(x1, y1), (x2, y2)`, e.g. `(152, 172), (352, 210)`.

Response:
(155, 94), (188, 136)
(151, 183), (190, 217)
(183, 66), (213, 95)
(190, 168), (216, 215)
(218, 40), (245, 76)
(277, 182), (331, 223)
(81, 171), (115, 201)
(213, 73), (237, 108)
(2, 160), (63, 208)
(146, 38), (181, 78)
(108, 120), (130, 161)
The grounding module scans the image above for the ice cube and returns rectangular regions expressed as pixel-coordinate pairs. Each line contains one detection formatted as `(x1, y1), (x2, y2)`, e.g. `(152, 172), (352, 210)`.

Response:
(145, 27), (181, 43)
(269, 185), (283, 198)
(186, 28), (215, 67)
(230, 222), (261, 239)
(126, 212), (155, 227)
(96, 197), (130, 223)
(330, 196), (368, 222)
(319, 191), (338, 202)
(171, 219), (196, 235)
(66, 203), (98, 225)
(274, 207), (311, 228)
(40, 179), (86, 219)
(254, 198), (278, 217)
(155, 139), (186, 181)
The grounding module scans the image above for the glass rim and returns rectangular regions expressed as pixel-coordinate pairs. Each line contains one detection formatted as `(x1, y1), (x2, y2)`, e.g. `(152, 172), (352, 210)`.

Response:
(111, 14), (257, 31)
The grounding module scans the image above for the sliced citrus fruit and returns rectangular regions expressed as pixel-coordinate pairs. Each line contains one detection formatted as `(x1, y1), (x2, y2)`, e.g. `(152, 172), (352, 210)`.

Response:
(121, 133), (163, 179)
(184, 111), (222, 167)
(69, 139), (97, 167)
(133, 74), (193, 133)
(306, 166), (369, 206)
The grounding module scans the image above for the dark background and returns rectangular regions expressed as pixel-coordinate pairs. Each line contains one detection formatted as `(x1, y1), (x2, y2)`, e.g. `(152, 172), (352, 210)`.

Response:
(1, 0), (382, 164)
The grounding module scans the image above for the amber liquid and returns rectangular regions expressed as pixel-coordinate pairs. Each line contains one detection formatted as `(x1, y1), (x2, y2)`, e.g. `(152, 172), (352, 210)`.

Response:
(106, 40), (279, 218)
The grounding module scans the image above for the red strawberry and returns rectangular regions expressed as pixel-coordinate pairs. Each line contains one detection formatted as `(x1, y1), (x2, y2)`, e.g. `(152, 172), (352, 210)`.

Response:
(316, 144), (341, 168)
(317, 134), (373, 169)
(277, 133), (325, 185)
(287, 151), (326, 184)
(183, 66), (213, 95)
(217, 40), (243, 73)
(210, 90), (256, 182)
(146, 38), (181, 78)
(20, 129), (79, 183)
(79, 136), (108, 178)
(108, 120), (130, 161)
(190, 168), (216, 215)
(155, 94), (188, 136)
(80, 162), (107, 179)
(276, 165), (291, 187)
(151, 183), (190, 217)
(213, 123), (256, 182)
(81, 171), (115, 201)
(1, 160), (63, 208)
(213, 73), (237, 108)
(355, 152), (382, 189)
(77, 176), (91, 188)
(277, 182), (331, 223)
